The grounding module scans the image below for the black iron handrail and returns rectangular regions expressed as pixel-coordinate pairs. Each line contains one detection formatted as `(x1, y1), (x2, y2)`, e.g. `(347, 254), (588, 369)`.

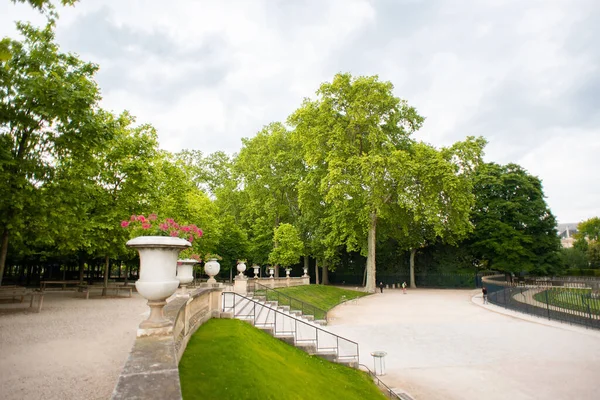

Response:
(249, 281), (329, 322)
(358, 364), (403, 399)
(222, 292), (358, 363)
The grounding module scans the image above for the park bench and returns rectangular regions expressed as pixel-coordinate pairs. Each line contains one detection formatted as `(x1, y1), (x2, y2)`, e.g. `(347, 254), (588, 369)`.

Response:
(40, 280), (82, 290)
(0, 286), (45, 312)
(76, 285), (133, 300)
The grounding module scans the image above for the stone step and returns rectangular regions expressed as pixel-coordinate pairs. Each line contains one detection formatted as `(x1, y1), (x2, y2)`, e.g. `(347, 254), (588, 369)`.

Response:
(295, 342), (317, 355)
(302, 315), (314, 321)
(278, 305), (290, 312)
(315, 351), (338, 362)
(289, 309), (302, 316)
(255, 325), (274, 335)
(274, 334), (295, 346)
(314, 319), (327, 326)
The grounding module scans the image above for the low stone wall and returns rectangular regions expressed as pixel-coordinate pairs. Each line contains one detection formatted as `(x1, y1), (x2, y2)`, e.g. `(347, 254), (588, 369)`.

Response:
(252, 276), (310, 289)
(111, 286), (224, 400)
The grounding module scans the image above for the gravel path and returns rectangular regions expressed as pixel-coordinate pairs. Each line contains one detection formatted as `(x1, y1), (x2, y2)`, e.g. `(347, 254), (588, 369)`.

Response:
(0, 291), (147, 400)
(328, 288), (600, 400)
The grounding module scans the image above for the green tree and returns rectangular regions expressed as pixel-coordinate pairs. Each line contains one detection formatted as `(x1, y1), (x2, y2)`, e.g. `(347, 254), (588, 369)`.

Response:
(387, 138), (485, 287)
(269, 223), (303, 268)
(289, 73), (424, 292)
(575, 217), (600, 242)
(559, 247), (588, 270)
(466, 163), (561, 274)
(0, 21), (107, 284)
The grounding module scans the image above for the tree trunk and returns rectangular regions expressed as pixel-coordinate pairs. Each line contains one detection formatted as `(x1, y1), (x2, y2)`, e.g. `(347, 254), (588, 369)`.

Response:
(315, 259), (319, 285)
(410, 248), (417, 288)
(0, 228), (9, 286)
(365, 211), (377, 293)
(103, 255), (110, 296)
(322, 260), (329, 285)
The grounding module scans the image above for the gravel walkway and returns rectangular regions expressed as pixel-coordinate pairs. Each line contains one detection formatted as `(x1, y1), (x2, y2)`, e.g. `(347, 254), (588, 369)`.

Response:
(328, 288), (600, 400)
(0, 291), (147, 400)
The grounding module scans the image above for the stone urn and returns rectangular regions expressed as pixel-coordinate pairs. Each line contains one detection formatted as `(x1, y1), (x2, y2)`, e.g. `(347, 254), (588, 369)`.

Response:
(268, 267), (275, 278)
(252, 265), (260, 278)
(285, 268), (291, 277)
(303, 267), (308, 277)
(204, 258), (221, 283)
(126, 236), (191, 330)
(236, 261), (247, 279)
(176, 259), (197, 294)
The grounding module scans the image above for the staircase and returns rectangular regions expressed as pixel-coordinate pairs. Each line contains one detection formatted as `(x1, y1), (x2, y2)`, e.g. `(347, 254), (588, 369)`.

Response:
(222, 291), (359, 368)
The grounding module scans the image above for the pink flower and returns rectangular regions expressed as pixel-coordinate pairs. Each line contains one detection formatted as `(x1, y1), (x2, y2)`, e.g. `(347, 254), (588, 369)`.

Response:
(170, 231), (179, 237)
(166, 218), (174, 224)
(149, 214), (158, 221)
(121, 221), (130, 228)
(130, 215), (136, 221)
(173, 223), (179, 229)
(142, 222), (151, 229)
(137, 215), (146, 222)
(197, 229), (203, 237)
(188, 235), (194, 242)
(182, 226), (191, 232)
(159, 223), (168, 231)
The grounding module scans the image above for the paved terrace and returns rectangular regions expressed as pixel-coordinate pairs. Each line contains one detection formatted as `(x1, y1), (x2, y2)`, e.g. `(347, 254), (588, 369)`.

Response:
(328, 288), (600, 400)
(0, 292), (147, 400)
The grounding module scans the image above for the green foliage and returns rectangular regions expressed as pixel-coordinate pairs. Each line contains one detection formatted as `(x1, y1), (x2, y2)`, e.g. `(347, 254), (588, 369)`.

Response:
(466, 163), (561, 274)
(269, 223), (303, 267)
(179, 319), (384, 400)
(559, 247), (589, 270)
(576, 217), (600, 242)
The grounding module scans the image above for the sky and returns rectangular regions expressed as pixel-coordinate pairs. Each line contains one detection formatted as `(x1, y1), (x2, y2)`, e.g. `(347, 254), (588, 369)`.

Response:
(1, 0), (599, 224)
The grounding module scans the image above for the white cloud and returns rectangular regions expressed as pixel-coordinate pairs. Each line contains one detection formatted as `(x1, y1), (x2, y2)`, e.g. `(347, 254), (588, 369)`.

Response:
(1, 0), (598, 223)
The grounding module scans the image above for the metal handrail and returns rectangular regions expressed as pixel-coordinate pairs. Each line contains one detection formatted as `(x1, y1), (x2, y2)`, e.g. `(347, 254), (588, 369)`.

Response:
(358, 364), (403, 399)
(249, 281), (329, 322)
(222, 292), (358, 363)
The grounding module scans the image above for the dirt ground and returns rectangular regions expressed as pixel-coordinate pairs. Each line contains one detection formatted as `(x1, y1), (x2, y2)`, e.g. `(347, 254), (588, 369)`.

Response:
(328, 288), (600, 400)
(0, 291), (147, 400)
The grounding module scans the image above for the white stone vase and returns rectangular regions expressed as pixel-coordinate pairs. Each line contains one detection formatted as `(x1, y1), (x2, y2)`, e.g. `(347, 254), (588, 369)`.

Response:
(303, 267), (308, 277)
(204, 258), (221, 283)
(268, 267), (275, 278)
(176, 259), (197, 294)
(252, 265), (260, 278)
(236, 262), (247, 278)
(285, 268), (291, 277)
(126, 236), (191, 329)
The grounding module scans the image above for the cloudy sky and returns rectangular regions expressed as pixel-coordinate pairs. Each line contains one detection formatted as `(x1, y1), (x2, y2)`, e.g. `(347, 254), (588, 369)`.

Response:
(2, 0), (599, 224)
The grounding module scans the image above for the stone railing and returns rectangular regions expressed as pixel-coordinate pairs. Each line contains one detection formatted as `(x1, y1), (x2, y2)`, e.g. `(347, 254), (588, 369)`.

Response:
(111, 285), (224, 400)
(233, 276), (309, 295)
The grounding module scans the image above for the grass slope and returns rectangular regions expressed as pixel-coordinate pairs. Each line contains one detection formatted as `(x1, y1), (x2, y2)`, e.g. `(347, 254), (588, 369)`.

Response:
(272, 285), (369, 312)
(179, 319), (384, 400)
(533, 288), (600, 315)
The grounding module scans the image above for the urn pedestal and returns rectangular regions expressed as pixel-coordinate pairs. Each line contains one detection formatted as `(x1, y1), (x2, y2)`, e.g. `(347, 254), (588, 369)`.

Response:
(126, 236), (191, 333)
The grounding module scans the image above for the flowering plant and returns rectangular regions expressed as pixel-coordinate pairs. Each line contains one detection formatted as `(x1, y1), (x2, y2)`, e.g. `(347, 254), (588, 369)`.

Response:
(121, 214), (203, 243)
(204, 253), (222, 261)
(237, 259), (247, 264)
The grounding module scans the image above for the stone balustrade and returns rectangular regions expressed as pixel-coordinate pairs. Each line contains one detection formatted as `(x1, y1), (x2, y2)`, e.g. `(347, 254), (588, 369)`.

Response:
(111, 285), (224, 400)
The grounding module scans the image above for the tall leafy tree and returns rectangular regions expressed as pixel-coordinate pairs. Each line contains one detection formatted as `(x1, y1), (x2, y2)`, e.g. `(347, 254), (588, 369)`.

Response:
(289, 73), (424, 292)
(466, 163), (561, 274)
(0, 21), (107, 284)
(384, 138), (485, 287)
(268, 223), (303, 269)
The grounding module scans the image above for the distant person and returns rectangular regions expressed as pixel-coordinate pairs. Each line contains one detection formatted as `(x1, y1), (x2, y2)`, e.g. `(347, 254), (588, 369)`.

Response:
(379, 282), (384, 293)
(482, 286), (488, 304)
(402, 282), (407, 294)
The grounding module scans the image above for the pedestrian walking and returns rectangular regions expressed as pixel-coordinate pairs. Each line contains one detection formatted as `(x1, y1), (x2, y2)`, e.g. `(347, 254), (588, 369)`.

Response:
(379, 282), (384, 293)
(482, 286), (488, 304)
(402, 281), (407, 294)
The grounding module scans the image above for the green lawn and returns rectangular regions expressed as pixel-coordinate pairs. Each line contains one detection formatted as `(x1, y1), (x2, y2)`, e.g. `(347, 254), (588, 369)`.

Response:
(533, 288), (600, 315)
(179, 319), (385, 400)
(275, 285), (368, 310)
